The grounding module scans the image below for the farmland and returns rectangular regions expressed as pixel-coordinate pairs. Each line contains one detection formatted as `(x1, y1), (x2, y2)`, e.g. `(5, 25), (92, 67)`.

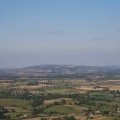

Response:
(0, 79), (120, 120)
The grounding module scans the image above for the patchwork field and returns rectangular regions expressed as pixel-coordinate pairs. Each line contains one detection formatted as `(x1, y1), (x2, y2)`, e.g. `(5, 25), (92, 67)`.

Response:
(0, 79), (120, 120)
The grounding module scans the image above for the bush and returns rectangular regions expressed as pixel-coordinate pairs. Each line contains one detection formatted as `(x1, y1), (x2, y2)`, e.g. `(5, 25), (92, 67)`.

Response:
(53, 101), (60, 105)
(31, 99), (44, 107)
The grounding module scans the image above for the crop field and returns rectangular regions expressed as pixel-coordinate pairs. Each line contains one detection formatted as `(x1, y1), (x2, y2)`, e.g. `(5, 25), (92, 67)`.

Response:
(44, 105), (74, 114)
(0, 99), (29, 106)
(0, 98), (31, 119)
(0, 79), (120, 120)
(40, 87), (79, 94)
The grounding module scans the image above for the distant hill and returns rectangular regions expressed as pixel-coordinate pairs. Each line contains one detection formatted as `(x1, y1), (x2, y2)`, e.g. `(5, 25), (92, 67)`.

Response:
(1, 65), (120, 80)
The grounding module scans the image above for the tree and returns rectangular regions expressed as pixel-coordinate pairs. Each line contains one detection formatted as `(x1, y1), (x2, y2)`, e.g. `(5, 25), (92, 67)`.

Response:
(60, 99), (66, 105)
(32, 106), (44, 115)
(31, 99), (44, 107)
(0, 106), (9, 119)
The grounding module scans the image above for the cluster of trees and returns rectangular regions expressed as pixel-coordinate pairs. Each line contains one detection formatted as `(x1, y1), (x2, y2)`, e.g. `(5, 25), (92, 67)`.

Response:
(0, 106), (11, 119)
(27, 81), (39, 86)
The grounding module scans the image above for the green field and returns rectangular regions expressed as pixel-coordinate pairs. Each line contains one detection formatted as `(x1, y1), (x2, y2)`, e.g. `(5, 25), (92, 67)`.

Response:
(40, 87), (79, 94)
(0, 80), (120, 120)
(0, 99), (31, 119)
(65, 105), (87, 114)
(44, 105), (74, 114)
(0, 99), (29, 107)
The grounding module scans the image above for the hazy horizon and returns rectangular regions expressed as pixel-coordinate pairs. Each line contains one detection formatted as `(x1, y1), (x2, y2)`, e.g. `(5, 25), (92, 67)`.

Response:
(1, 0), (120, 68)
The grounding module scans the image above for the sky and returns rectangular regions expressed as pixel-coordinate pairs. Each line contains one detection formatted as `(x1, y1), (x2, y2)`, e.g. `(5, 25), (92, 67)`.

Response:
(0, 0), (120, 68)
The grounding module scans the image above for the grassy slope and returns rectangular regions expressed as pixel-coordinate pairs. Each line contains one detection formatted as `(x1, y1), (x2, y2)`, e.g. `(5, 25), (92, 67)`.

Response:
(44, 105), (74, 114)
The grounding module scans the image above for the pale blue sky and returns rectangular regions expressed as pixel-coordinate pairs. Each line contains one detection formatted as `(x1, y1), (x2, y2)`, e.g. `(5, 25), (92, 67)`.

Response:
(0, 0), (120, 68)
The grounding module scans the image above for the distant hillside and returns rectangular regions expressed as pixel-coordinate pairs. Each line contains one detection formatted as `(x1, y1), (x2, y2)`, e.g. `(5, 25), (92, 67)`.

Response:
(0, 65), (120, 80)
